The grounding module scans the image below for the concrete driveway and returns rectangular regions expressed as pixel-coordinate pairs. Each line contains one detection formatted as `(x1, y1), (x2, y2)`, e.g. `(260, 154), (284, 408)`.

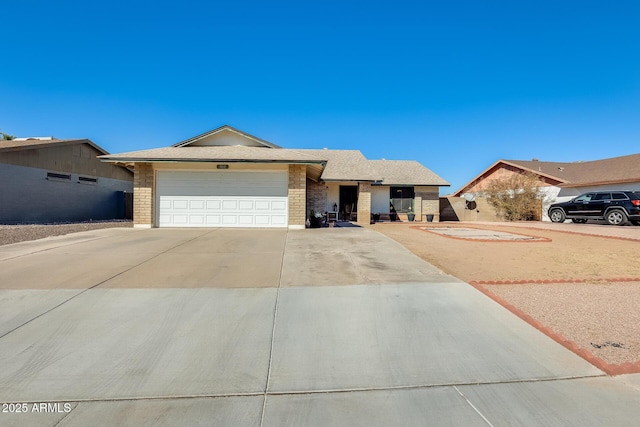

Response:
(1, 227), (640, 426)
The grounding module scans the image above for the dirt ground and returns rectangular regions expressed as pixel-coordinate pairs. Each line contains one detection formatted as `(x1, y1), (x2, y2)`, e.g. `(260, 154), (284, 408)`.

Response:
(372, 221), (640, 370)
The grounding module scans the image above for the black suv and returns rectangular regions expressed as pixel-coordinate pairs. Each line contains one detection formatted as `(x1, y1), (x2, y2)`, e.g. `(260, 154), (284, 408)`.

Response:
(548, 191), (640, 226)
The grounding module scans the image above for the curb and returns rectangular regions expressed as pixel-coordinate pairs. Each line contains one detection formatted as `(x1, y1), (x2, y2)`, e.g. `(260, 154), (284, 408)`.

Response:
(472, 278), (640, 285)
(468, 280), (640, 375)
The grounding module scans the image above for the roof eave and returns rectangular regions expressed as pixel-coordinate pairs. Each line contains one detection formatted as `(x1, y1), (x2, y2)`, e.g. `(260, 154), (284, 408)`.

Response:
(559, 177), (640, 188)
(99, 158), (325, 164)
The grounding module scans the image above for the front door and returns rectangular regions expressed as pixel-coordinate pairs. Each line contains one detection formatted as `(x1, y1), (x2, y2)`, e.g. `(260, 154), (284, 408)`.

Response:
(339, 186), (358, 220)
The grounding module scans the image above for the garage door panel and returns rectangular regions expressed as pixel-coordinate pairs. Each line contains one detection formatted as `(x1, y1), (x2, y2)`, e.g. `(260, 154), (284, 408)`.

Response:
(206, 200), (221, 209)
(239, 200), (254, 210)
(255, 201), (270, 210)
(206, 215), (221, 225)
(222, 215), (238, 225)
(174, 200), (188, 209)
(190, 200), (205, 210)
(156, 171), (289, 228)
(271, 200), (287, 210)
(222, 200), (238, 210)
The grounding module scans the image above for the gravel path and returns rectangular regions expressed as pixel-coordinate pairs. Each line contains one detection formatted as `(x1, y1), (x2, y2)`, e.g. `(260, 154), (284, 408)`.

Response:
(0, 221), (133, 246)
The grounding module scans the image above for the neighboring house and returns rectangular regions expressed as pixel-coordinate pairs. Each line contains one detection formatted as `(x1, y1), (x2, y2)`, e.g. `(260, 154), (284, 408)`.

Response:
(99, 125), (449, 228)
(453, 153), (640, 221)
(0, 137), (134, 224)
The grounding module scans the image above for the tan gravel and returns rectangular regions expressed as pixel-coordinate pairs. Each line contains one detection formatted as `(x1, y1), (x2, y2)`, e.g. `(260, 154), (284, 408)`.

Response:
(0, 221), (133, 246)
(372, 221), (640, 367)
(484, 282), (640, 366)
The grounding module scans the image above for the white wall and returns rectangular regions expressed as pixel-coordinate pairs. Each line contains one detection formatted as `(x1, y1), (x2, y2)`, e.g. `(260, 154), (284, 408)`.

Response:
(326, 182), (341, 212)
(371, 186), (390, 213)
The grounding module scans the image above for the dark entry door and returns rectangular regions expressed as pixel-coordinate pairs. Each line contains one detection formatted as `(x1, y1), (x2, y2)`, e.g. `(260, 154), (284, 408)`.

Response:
(339, 186), (358, 220)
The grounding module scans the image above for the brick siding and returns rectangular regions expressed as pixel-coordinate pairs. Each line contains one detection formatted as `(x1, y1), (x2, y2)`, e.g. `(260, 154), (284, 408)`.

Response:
(133, 162), (154, 227)
(357, 182), (371, 225)
(306, 178), (326, 215)
(288, 165), (307, 227)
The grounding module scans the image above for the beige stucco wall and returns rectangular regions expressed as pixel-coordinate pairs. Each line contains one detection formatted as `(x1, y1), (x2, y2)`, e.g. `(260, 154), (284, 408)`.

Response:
(188, 130), (266, 147)
(440, 196), (501, 222)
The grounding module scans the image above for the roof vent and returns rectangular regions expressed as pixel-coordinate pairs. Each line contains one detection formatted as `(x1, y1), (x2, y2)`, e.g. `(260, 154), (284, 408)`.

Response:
(558, 167), (564, 171)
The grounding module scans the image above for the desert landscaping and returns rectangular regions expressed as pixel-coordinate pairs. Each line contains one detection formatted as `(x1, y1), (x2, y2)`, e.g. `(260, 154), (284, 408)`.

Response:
(373, 221), (640, 371)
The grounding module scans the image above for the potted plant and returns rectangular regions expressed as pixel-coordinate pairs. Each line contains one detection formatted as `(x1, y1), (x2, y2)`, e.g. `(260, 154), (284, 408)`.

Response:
(407, 207), (415, 222)
(309, 210), (323, 228)
(372, 212), (381, 222)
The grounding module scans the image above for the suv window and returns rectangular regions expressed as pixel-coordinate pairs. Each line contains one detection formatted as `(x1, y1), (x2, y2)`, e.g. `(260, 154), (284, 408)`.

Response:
(612, 193), (628, 200)
(574, 193), (594, 202)
(593, 193), (611, 201)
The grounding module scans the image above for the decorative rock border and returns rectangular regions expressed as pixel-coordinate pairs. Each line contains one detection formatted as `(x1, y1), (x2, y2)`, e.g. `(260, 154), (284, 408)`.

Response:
(412, 225), (551, 243)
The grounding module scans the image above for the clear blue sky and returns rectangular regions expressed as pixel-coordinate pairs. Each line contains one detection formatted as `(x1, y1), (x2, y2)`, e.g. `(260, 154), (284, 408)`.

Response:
(2, 1), (639, 194)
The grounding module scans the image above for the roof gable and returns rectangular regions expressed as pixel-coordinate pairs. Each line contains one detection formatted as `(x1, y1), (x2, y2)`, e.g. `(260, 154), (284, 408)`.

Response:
(173, 125), (281, 148)
(455, 153), (640, 195)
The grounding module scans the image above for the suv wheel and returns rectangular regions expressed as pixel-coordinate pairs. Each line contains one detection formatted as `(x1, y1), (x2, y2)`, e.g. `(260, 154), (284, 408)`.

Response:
(572, 219), (587, 224)
(605, 210), (628, 226)
(549, 209), (566, 223)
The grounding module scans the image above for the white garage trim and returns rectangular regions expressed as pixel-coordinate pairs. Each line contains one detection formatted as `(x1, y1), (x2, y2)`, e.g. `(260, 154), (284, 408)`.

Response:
(156, 170), (288, 228)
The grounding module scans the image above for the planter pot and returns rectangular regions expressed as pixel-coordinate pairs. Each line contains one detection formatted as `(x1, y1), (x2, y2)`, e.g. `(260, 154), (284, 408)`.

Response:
(407, 213), (415, 222)
(372, 213), (381, 222)
(426, 214), (434, 222)
(309, 217), (322, 228)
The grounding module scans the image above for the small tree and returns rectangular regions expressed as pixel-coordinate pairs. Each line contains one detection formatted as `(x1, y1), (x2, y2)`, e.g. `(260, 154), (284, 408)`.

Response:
(1, 131), (15, 140)
(483, 172), (546, 221)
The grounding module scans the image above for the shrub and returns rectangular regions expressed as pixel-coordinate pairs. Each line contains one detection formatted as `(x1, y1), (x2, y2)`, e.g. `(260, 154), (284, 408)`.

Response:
(483, 172), (546, 221)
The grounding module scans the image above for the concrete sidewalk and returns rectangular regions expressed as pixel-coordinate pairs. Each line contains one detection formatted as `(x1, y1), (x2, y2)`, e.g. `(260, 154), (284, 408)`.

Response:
(1, 227), (639, 426)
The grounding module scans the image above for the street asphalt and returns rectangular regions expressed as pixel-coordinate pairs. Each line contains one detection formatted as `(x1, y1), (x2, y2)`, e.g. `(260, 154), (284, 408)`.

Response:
(0, 227), (639, 426)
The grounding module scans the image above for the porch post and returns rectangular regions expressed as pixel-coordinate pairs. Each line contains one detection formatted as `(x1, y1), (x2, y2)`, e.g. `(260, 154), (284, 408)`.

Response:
(357, 182), (371, 225)
(288, 164), (307, 229)
(133, 162), (154, 228)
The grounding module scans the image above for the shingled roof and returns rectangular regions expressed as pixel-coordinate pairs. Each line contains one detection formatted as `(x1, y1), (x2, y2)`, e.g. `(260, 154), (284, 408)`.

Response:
(369, 160), (450, 186)
(296, 149), (380, 181)
(0, 138), (109, 155)
(99, 146), (324, 164)
(455, 153), (640, 195)
(507, 154), (640, 187)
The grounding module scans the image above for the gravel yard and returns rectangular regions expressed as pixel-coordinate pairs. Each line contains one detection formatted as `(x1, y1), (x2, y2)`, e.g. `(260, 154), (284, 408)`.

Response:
(484, 282), (640, 366)
(372, 221), (640, 369)
(0, 221), (133, 246)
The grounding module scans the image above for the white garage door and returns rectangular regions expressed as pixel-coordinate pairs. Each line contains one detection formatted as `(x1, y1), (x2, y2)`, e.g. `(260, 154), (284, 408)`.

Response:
(156, 170), (288, 228)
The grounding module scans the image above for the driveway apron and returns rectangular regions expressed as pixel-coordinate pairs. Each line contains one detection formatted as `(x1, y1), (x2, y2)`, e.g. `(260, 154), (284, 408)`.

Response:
(0, 227), (639, 426)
